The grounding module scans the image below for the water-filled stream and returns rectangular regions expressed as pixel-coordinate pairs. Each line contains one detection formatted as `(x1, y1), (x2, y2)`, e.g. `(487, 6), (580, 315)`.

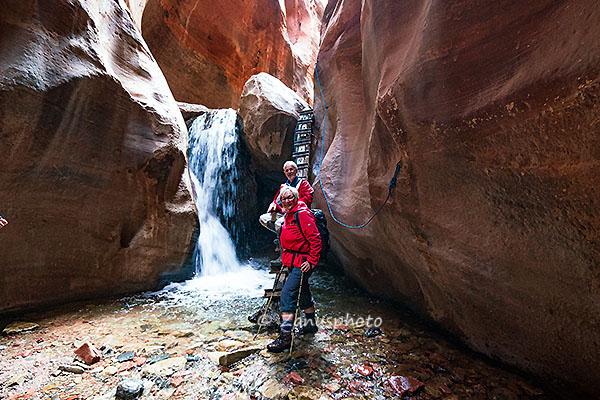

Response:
(0, 261), (552, 399)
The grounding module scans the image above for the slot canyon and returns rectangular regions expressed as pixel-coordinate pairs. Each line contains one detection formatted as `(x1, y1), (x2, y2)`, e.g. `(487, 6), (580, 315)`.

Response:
(1, 0), (598, 399)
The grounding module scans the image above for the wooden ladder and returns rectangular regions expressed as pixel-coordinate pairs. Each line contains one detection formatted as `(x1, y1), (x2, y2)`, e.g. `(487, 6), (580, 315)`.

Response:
(262, 107), (314, 300)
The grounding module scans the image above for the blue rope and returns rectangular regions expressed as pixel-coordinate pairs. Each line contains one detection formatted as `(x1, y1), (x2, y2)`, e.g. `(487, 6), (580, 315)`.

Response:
(314, 62), (401, 229)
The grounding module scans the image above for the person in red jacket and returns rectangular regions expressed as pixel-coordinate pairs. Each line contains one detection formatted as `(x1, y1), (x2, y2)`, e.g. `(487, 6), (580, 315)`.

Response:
(259, 161), (314, 233)
(267, 186), (321, 353)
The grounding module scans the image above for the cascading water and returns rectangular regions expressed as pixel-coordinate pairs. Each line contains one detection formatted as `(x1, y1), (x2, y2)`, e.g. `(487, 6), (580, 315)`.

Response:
(188, 109), (243, 276)
(171, 108), (270, 298)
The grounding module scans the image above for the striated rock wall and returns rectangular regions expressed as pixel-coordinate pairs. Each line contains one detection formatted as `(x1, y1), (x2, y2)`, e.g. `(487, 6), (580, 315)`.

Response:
(315, 0), (600, 392)
(140, 0), (323, 108)
(124, 0), (148, 30)
(0, 0), (197, 313)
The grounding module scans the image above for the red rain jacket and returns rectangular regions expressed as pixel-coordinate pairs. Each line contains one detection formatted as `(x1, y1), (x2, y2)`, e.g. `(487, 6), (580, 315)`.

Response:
(273, 177), (314, 212)
(280, 201), (321, 268)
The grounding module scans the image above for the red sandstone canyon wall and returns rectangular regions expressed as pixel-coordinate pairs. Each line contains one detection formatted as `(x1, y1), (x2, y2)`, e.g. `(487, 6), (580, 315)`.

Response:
(0, 0), (197, 312)
(314, 0), (600, 391)
(140, 0), (323, 108)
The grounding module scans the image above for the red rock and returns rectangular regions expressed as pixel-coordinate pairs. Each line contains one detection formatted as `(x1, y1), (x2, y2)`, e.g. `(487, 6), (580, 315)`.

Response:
(323, 382), (341, 393)
(133, 357), (146, 367)
(74, 343), (101, 365)
(17, 349), (33, 358)
(283, 371), (305, 386)
(347, 379), (371, 392)
(387, 375), (424, 396)
(355, 364), (373, 376)
(170, 376), (184, 387)
(140, 0), (324, 108)
(0, 0), (196, 313)
(315, 0), (600, 394)
(117, 361), (136, 372)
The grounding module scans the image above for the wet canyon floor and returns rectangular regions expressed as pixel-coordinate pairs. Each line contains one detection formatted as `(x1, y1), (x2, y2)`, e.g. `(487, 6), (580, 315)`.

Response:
(1, 260), (557, 400)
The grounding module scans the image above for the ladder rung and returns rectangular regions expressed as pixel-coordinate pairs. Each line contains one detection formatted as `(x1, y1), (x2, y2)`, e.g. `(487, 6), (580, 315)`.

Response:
(263, 289), (282, 298)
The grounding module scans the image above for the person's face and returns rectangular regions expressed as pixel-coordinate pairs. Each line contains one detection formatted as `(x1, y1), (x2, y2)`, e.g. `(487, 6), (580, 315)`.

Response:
(283, 165), (298, 181)
(281, 191), (298, 213)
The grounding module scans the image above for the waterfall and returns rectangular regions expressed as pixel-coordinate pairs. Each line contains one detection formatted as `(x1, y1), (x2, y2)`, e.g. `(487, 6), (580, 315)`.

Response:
(188, 109), (244, 276)
(159, 108), (270, 299)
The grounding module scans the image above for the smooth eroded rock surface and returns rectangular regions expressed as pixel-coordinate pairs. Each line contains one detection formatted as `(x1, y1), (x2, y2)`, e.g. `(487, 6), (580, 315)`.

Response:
(239, 73), (309, 173)
(140, 0), (323, 108)
(177, 102), (209, 126)
(0, 0), (196, 313)
(314, 0), (600, 393)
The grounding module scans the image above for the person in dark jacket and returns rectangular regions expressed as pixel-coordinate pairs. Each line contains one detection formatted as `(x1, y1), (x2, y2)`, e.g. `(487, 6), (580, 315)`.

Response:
(267, 186), (321, 353)
(259, 161), (314, 233)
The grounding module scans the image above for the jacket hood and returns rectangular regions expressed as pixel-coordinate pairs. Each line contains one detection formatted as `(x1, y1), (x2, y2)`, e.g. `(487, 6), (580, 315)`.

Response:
(288, 200), (309, 214)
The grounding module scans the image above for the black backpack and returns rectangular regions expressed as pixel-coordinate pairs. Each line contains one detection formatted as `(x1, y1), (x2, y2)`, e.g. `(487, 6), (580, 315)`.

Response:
(294, 209), (330, 262)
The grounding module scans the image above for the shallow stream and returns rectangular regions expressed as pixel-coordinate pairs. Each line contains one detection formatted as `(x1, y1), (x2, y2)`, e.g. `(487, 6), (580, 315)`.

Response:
(0, 259), (554, 400)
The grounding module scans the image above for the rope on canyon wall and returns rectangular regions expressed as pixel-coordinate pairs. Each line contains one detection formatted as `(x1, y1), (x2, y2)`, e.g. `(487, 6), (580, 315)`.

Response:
(314, 62), (401, 229)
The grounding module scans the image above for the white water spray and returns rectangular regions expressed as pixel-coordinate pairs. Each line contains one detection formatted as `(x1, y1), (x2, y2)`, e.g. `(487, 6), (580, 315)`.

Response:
(188, 109), (243, 276)
(185, 109), (271, 296)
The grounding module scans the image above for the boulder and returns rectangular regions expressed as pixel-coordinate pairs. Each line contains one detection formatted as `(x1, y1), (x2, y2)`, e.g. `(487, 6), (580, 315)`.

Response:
(239, 73), (309, 173)
(6, 374), (28, 387)
(140, 0), (324, 108)
(207, 346), (262, 367)
(74, 343), (101, 365)
(214, 339), (246, 352)
(288, 385), (328, 400)
(315, 0), (600, 393)
(58, 364), (85, 374)
(2, 322), (39, 335)
(115, 378), (145, 400)
(258, 379), (291, 399)
(0, 0), (197, 313)
(143, 356), (187, 376)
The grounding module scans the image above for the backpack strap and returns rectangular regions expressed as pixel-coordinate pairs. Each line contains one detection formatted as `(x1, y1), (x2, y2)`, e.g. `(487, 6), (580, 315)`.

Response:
(294, 210), (309, 244)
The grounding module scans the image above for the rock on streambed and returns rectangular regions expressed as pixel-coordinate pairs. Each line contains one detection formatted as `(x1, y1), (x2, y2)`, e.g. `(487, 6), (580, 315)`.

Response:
(0, 267), (554, 399)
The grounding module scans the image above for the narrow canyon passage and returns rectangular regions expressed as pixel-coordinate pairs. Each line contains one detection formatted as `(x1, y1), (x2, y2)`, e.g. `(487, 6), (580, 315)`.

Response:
(1, 0), (598, 399)
(1, 103), (559, 400)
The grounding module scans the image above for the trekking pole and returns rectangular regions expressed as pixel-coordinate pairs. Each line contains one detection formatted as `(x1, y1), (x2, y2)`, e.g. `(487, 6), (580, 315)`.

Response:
(254, 268), (284, 340)
(289, 269), (305, 356)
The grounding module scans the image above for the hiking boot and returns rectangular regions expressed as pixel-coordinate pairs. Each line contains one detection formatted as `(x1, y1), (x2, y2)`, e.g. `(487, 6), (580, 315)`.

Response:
(248, 307), (262, 324)
(269, 258), (283, 272)
(298, 321), (318, 335)
(267, 331), (292, 353)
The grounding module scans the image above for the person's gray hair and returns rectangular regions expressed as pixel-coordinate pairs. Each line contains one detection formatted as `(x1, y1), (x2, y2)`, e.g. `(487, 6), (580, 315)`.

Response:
(283, 160), (298, 170)
(280, 186), (299, 201)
